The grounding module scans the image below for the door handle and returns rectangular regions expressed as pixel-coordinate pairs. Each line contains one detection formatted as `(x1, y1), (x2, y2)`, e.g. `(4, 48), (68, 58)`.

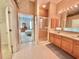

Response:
(9, 29), (12, 32)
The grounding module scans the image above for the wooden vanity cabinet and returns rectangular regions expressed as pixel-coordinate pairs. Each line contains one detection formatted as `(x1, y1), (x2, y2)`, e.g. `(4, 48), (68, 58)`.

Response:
(73, 41), (79, 59)
(49, 33), (79, 59)
(61, 37), (73, 55)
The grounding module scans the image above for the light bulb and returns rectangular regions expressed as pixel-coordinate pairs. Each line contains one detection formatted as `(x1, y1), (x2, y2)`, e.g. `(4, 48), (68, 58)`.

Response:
(70, 6), (73, 9)
(67, 8), (69, 10)
(42, 5), (46, 8)
(74, 5), (78, 8)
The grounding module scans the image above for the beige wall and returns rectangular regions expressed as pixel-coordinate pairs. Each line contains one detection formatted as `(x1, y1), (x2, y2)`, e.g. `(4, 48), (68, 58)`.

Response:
(0, 0), (8, 45)
(57, 0), (79, 13)
(39, 8), (48, 17)
(49, 3), (56, 18)
(47, 3), (57, 41)
(48, 3), (57, 29)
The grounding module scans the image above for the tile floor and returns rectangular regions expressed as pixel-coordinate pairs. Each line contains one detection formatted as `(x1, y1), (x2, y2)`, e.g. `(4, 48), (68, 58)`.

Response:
(12, 42), (75, 59)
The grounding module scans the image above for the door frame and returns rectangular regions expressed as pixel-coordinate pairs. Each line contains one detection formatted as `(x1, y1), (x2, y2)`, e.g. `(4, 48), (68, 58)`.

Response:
(18, 13), (35, 43)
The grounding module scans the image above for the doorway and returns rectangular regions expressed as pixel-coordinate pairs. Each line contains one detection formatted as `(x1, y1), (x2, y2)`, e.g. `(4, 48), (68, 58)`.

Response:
(19, 13), (35, 44)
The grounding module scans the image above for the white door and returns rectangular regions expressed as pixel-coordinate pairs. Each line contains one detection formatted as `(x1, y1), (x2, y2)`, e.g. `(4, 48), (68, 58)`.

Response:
(6, 3), (19, 53)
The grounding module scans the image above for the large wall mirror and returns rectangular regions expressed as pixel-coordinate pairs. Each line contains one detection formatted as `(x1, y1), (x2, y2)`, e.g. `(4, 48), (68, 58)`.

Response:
(59, 4), (79, 32)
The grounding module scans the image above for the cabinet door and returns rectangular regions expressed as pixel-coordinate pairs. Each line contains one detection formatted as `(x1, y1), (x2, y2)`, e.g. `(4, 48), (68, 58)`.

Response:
(62, 39), (68, 51)
(53, 35), (58, 45)
(73, 41), (79, 58)
(61, 37), (73, 54)
(49, 33), (53, 43)
(49, 33), (54, 43)
(54, 36), (61, 47)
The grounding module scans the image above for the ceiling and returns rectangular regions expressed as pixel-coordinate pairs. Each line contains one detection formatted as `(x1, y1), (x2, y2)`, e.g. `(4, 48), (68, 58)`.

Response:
(38, 0), (63, 6)
(39, 0), (63, 10)
(15, 0), (63, 8)
(50, 0), (63, 4)
(15, 0), (79, 17)
(15, 0), (63, 14)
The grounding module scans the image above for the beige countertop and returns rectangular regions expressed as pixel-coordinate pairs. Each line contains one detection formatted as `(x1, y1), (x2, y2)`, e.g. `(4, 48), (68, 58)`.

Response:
(49, 29), (79, 41)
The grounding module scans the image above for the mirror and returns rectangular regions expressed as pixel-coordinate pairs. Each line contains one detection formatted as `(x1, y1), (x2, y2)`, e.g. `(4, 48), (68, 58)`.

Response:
(59, 4), (79, 32)
(66, 15), (79, 28)
(64, 15), (79, 32)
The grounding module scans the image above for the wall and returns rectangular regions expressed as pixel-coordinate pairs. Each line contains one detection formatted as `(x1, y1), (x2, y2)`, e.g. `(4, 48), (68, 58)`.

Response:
(39, 8), (48, 17)
(49, 3), (56, 18)
(0, 0), (8, 47)
(48, 3), (57, 29)
(47, 2), (57, 41)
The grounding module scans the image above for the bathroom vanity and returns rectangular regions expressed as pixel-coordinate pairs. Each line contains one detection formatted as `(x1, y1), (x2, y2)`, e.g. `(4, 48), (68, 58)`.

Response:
(49, 30), (79, 59)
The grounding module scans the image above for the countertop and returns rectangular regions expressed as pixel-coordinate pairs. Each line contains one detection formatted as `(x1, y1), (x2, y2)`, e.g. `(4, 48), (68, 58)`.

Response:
(49, 29), (79, 41)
